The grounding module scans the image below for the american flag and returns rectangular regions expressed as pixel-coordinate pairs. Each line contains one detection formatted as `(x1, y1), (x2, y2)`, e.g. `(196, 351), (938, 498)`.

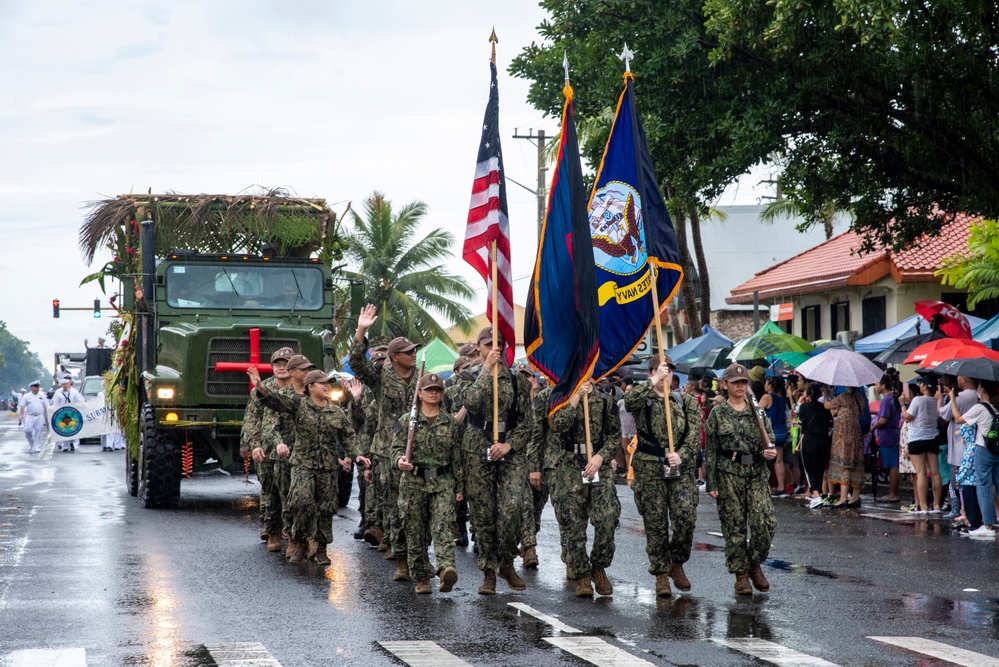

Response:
(463, 60), (515, 364)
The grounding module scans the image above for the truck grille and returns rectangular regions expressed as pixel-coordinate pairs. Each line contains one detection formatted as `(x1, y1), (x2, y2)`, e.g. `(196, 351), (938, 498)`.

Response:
(206, 337), (301, 397)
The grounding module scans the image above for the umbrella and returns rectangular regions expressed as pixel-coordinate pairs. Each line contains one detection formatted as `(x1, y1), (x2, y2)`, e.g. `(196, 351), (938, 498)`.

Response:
(795, 349), (884, 387)
(729, 332), (814, 363)
(914, 300), (974, 339)
(919, 345), (999, 368)
(934, 357), (999, 382)
(903, 337), (986, 365)
(773, 351), (814, 369)
(813, 339), (851, 351)
(873, 330), (947, 365)
(676, 346), (733, 374)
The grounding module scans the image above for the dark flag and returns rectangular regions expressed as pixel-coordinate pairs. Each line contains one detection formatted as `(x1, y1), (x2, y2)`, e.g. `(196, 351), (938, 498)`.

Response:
(463, 61), (516, 365)
(587, 72), (684, 379)
(525, 82), (600, 415)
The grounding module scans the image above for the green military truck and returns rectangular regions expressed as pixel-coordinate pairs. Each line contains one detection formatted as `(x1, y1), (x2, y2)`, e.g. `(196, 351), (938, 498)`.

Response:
(79, 193), (347, 508)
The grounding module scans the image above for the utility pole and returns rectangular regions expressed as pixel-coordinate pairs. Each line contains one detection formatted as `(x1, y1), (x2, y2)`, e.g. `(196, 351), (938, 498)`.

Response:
(511, 128), (547, 240)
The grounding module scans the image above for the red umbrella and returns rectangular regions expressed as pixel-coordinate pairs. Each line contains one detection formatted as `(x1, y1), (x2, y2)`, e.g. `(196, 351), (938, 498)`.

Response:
(904, 337), (985, 364)
(914, 300), (973, 339)
(919, 344), (999, 368)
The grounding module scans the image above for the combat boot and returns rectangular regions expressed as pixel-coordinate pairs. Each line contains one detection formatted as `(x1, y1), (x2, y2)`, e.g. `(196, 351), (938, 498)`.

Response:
(362, 525), (383, 548)
(592, 567), (613, 596)
(314, 543), (331, 566)
(734, 572), (753, 595)
(415, 579), (432, 594)
(377, 542), (389, 553)
(439, 566), (458, 593)
(392, 559), (411, 582)
(287, 539), (306, 563)
(478, 569), (497, 595)
(266, 534), (283, 553)
(655, 574), (672, 597)
(748, 564), (770, 592)
(306, 539), (319, 561)
(669, 563), (691, 592)
(521, 546), (539, 569)
(575, 576), (594, 597)
(259, 530), (268, 541)
(498, 559), (526, 591)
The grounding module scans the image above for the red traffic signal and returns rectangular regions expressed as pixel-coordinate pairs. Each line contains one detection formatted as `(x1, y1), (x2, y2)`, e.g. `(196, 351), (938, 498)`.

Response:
(52, 299), (60, 318)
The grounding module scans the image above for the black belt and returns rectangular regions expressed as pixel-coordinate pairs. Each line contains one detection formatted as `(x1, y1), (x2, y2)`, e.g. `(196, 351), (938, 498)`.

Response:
(636, 439), (667, 458)
(719, 449), (761, 465)
(411, 464), (452, 480)
(467, 416), (508, 441)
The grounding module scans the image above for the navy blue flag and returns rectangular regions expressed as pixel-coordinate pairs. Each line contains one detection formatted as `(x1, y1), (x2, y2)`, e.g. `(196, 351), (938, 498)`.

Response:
(525, 83), (601, 415)
(588, 72), (684, 379)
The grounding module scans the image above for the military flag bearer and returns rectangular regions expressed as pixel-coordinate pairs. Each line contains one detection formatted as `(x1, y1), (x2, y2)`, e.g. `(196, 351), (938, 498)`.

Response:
(705, 363), (778, 595)
(392, 372), (463, 594)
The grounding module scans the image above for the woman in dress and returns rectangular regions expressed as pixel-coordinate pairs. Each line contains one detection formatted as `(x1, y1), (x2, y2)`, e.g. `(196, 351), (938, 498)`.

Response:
(824, 387), (866, 507)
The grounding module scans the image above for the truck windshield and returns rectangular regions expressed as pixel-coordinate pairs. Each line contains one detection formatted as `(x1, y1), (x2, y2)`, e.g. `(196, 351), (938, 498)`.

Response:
(165, 264), (324, 311)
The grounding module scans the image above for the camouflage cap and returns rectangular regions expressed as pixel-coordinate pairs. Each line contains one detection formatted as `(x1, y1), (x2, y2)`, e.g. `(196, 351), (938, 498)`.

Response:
(286, 355), (316, 371)
(270, 346), (295, 363)
(723, 363), (751, 382)
(453, 355), (472, 372)
(368, 335), (391, 351)
(477, 326), (504, 346)
(303, 369), (332, 386)
(748, 365), (767, 383)
(371, 349), (389, 362)
(387, 336), (419, 356)
(419, 373), (445, 391)
(458, 343), (476, 357)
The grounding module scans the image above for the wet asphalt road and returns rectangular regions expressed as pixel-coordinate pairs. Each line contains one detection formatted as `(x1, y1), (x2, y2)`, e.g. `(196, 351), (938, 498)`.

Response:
(2, 412), (999, 667)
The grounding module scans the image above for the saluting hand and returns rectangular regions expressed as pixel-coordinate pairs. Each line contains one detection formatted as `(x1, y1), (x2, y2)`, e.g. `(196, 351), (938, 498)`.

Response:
(247, 367), (262, 388)
(343, 377), (363, 402)
(357, 304), (378, 331)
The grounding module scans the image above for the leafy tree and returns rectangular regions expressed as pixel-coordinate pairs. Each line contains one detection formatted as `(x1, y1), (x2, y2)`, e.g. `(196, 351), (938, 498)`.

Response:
(341, 192), (475, 348)
(0, 322), (46, 396)
(703, 0), (999, 251)
(936, 219), (999, 310)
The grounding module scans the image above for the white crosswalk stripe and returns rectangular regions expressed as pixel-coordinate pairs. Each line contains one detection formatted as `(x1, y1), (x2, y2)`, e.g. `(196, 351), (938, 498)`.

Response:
(3, 648), (87, 667)
(710, 638), (841, 666)
(508, 602), (582, 633)
(378, 641), (471, 666)
(868, 636), (999, 666)
(204, 642), (283, 666)
(544, 636), (658, 666)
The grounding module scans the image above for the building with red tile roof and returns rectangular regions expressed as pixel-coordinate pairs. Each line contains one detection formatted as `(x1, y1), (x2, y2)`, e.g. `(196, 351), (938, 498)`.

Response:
(726, 215), (980, 342)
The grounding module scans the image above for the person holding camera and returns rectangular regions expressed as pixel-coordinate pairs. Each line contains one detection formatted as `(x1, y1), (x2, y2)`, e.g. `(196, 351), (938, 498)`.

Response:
(901, 379), (945, 514)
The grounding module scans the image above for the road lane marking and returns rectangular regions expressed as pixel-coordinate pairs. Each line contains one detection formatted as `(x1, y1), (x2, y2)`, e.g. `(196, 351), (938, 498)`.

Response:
(4, 648), (87, 667)
(710, 638), (841, 666)
(544, 636), (657, 666)
(205, 642), (283, 666)
(868, 636), (999, 666)
(378, 641), (471, 666)
(508, 602), (581, 633)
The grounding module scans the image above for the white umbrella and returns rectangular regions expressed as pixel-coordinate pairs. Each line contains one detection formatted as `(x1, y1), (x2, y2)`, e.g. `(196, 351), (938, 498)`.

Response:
(795, 349), (883, 387)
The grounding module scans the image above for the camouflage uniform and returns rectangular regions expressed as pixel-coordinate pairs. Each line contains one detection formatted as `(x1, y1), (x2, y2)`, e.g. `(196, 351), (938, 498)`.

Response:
(256, 389), (359, 545)
(704, 400), (777, 574)
(547, 391), (621, 580)
(349, 338), (418, 559)
(258, 380), (299, 537)
(462, 364), (533, 572)
(529, 387), (556, 548)
(356, 392), (378, 526)
(624, 383), (702, 576)
(390, 410), (463, 582)
(443, 370), (475, 540)
(240, 379), (269, 529)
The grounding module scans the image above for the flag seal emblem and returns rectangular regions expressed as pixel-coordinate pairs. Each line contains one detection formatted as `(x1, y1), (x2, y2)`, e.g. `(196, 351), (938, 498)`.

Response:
(51, 406), (84, 437)
(589, 180), (647, 276)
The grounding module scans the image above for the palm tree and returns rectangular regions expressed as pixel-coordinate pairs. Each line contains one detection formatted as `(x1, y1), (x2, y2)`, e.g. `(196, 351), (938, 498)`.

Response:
(341, 191), (475, 348)
(937, 219), (999, 309)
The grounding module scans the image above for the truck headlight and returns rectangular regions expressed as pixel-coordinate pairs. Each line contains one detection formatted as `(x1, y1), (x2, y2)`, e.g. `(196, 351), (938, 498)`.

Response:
(157, 387), (175, 400)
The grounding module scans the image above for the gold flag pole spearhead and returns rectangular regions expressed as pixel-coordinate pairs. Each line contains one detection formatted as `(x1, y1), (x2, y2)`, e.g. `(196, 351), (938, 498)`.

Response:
(490, 27), (498, 65)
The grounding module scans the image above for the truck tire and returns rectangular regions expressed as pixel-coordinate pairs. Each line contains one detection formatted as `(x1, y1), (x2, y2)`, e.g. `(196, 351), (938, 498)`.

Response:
(125, 448), (139, 497)
(139, 405), (182, 509)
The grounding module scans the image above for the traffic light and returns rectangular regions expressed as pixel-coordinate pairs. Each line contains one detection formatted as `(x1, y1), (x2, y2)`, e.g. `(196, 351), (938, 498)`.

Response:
(93, 298), (101, 318)
(52, 299), (60, 318)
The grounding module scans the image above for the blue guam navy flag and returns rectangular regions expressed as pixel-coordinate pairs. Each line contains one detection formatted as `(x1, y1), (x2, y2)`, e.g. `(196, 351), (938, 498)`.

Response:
(525, 81), (601, 415)
(588, 72), (684, 379)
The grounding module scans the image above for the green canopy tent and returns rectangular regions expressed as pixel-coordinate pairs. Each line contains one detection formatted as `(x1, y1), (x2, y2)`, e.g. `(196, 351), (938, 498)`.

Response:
(416, 338), (460, 375)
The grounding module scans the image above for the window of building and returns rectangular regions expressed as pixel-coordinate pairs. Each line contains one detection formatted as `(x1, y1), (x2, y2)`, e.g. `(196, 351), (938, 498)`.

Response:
(830, 301), (850, 337)
(862, 296), (886, 337)
(801, 305), (821, 341)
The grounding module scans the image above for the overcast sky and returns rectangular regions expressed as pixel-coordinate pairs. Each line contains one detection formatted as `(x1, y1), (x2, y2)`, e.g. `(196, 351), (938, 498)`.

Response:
(0, 0), (767, 376)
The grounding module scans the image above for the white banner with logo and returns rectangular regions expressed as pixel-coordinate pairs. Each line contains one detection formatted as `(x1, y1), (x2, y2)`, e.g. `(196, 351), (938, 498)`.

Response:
(47, 396), (117, 441)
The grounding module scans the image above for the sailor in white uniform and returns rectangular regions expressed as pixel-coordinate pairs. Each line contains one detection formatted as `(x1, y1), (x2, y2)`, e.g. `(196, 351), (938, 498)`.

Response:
(18, 381), (49, 454)
(51, 375), (85, 452)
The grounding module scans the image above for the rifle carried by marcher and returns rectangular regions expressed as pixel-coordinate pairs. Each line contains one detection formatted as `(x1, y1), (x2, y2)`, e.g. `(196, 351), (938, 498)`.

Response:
(404, 361), (427, 464)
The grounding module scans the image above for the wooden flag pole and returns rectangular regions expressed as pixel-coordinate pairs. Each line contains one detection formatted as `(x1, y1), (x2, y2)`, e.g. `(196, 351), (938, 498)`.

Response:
(491, 240), (500, 445)
(649, 264), (675, 456)
(583, 389), (593, 461)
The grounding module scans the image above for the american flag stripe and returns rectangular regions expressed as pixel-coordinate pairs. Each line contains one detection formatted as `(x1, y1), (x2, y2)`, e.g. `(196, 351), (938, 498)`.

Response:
(463, 61), (515, 363)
